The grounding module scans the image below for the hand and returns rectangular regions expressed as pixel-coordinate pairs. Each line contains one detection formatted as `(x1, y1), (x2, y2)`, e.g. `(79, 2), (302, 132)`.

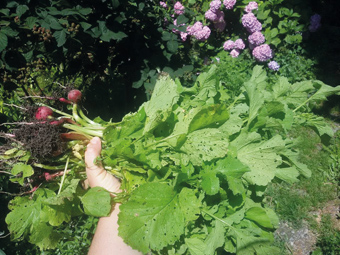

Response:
(84, 137), (121, 194)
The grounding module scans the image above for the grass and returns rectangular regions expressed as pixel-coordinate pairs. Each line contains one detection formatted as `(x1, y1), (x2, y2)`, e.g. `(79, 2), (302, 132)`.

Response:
(265, 125), (340, 253)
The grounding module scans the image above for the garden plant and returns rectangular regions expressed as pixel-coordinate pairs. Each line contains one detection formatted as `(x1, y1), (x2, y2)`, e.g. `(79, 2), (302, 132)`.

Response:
(1, 0), (340, 254)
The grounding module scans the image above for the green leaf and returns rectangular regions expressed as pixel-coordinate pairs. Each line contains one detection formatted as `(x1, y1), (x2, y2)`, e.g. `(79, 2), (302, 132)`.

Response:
(143, 75), (180, 134)
(215, 156), (250, 179)
(49, 19), (63, 30)
(271, 37), (281, 47)
(25, 16), (38, 29)
(189, 104), (229, 133)
(10, 163), (34, 185)
(167, 40), (178, 53)
(0, 32), (8, 52)
(219, 113), (243, 136)
(181, 128), (229, 166)
(101, 30), (127, 42)
(53, 29), (67, 47)
(178, 188), (201, 222)
(205, 220), (226, 255)
(201, 170), (220, 195)
(245, 207), (273, 229)
(43, 179), (80, 206)
(29, 222), (61, 250)
(185, 237), (206, 255)
(118, 183), (185, 254)
(231, 134), (284, 186)
(243, 66), (267, 127)
(195, 65), (219, 102)
(286, 80), (314, 108)
(0, 8), (10, 16)
(80, 22), (91, 31)
(1, 27), (19, 37)
(310, 81), (340, 102)
(81, 187), (112, 217)
(6, 197), (40, 240)
(230, 227), (273, 255)
(16, 5), (29, 17)
(282, 149), (311, 178)
(284, 34), (302, 44)
(275, 167), (299, 184)
(296, 113), (334, 137)
(112, 0), (120, 8)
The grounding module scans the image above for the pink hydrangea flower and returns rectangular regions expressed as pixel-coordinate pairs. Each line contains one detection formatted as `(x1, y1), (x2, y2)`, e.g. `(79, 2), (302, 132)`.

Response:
(186, 22), (203, 36)
(174, 2), (185, 15)
(194, 26), (211, 41)
(268, 61), (280, 71)
(242, 13), (257, 28)
(252, 44), (273, 62)
(234, 38), (245, 49)
(223, 0), (236, 9)
(246, 20), (262, 33)
(205, 9), (218, 21)
(230, 49), (241, 58)
(210, 0), (222, 12)
(244, 1), (258, 13)
(160, 1), (167, 8)
(180, 32), (188, 41)
(214, 20), (226, 32)
(223, 40), (235, 50)
(248, 31), (265, 46)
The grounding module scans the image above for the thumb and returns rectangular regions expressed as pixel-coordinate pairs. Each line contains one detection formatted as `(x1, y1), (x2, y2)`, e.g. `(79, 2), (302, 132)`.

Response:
(85, 137), (103, 172)
(85, 137), (105, 189)
(84, 137), (121, 193)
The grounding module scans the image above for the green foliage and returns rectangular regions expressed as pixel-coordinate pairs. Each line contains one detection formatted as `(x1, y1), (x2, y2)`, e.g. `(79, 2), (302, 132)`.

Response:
(256, 0), (311, 48)
(2, 65), (340, 253)
(264, 126), (338, 227)
(267, 45), (317, 83)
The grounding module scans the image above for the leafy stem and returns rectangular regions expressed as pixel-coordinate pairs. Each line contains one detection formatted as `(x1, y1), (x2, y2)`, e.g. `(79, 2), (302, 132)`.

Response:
(37, 103), (73, 118)
(78, 108), (101, 126)
(201, 209), (233, 229)
(57, 157), (70, 195)
(63, 123), (103, 137)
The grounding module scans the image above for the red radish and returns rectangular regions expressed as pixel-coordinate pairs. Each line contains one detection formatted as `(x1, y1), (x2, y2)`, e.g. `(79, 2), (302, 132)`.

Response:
(67, 89), (82, 103)
(44, 172), (53, 181)
(35, 106), (53, 120)
(59, 97), (72, 104)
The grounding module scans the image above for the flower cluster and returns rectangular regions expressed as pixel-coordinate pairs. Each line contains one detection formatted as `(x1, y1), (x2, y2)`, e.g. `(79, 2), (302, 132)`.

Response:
(160, 1), (167, 8)
(268, 61), (280, 71)
(174, 2), (185, 15)
(244, 1), (258, 13)
(252, 44), (273, 62)
(242, 13), (262, 33)
(223, 38), (245, 57)
(309, 14), (321, 32)
(248, 31), (265, 47)
(210, 0), (221, 12)
(239, 2), (276, 65)
(187, 21), (211, 41)
(223, 0), (236, 10)
(205, 0), (226, 32)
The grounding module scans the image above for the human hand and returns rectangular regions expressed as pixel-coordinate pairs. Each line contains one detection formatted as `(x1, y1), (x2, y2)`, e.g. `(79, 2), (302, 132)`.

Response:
(84, 137), (121, 194)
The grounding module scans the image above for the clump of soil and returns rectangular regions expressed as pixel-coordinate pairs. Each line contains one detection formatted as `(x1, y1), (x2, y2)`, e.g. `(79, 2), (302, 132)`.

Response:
(13, 122), (64, 160)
